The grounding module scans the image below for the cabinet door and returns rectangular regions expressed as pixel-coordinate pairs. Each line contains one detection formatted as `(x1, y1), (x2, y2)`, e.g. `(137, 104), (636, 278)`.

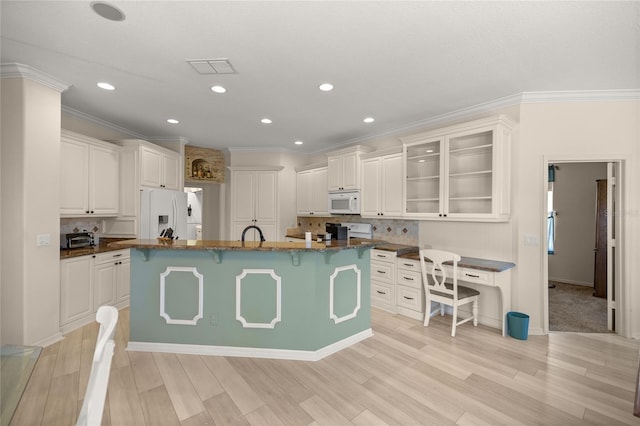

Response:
(361, 158), (381, 217)
(90, 144), (119, 215)
(60, 139), (89, 215)
(311, 168), (329, 215)
(296, 170), (313, 215)
(341, 152), (359, 190)
(94, 261), (117, 309)
(327, 156), (343, 191)
(404, 138), (444, 217)
(255, 171), (277, 222)
(162, 153), (181, 190)
(140, 147), (163, 188)
(60, 256), (94, 324)
(381, 154), (403, 216)
(233, 171), (256, 221)
(116, 257), (131, 304)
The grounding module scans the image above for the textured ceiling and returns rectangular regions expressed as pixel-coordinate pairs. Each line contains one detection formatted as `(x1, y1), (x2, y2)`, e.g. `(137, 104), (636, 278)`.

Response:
(1, 1), (638, 152)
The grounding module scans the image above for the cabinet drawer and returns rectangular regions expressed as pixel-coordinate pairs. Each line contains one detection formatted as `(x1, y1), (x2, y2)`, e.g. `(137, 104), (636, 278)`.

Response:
(95, 249), (130, 264)
(459, 268), (492, 286)
(397, 258), (420, 272)
(397, 285), (424, 312)
(371, 249), (396, 262)
(371, 280), (394, 305)
(397, 269), (422, 289)
(371, 261), (394, 283)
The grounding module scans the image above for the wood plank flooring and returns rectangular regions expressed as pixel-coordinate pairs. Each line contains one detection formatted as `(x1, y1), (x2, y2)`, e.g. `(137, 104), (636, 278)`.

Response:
(10, 307), (640, 425)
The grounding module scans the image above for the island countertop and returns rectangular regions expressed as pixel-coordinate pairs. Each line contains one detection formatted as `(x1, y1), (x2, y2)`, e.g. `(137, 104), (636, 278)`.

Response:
(109, 238), (378, 252)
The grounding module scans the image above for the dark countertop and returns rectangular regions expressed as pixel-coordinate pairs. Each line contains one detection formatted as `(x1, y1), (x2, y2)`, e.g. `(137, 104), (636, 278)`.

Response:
(109, 238), (377, 252)
(399, 252), (515, 272)
(60, 238), (134, 260)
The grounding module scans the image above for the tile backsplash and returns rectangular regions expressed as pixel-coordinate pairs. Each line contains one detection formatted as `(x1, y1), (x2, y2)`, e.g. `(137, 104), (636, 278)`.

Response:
(60, 218), (101, 236)
(295, 216), (418, 246)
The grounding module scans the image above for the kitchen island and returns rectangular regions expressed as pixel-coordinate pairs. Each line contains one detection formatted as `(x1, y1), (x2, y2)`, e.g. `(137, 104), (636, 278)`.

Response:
(110, 239), (375, 361)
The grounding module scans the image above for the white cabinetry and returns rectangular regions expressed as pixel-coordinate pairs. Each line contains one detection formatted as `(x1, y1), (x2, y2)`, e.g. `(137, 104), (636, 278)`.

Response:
(401, 115), (513, 221)
(60, 130), (119, 217)
(361, 149), (403, 218)
(396, 257), (424, 320)
(327, 146), (372, 191)
(296, 166), (328, 216)
(230, 168), (280, 241)
(370, 249), (396, 313)
(140, 145), (181, 190)
(60, 249), (130, 333)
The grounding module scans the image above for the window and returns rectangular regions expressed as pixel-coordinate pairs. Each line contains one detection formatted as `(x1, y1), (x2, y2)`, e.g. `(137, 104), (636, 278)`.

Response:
(547, 164), (555, 255)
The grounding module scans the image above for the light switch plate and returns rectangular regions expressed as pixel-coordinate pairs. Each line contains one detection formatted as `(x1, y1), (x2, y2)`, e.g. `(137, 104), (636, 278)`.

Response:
(524, 235), (540, 246)
(37, 234), (51, 246)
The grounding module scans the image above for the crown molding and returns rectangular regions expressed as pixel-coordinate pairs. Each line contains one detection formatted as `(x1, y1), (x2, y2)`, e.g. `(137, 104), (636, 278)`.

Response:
(62, 105), (148, 139)
(521, 89), (640, 103)
(1, 63), (70, 92)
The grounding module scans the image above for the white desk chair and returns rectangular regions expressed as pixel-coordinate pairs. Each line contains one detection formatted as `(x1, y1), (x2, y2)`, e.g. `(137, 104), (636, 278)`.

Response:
(419, 249), (479, 337)
(76, 305), (118, 426)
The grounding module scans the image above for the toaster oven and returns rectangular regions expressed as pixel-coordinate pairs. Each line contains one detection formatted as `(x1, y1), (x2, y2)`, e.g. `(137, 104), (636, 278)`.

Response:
(62, 232), (95, 249)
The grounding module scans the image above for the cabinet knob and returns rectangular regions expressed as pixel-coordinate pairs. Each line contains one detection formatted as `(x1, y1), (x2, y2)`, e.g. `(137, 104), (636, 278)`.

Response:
(86, 211), (90, 214)
(90, 211), (94, 214)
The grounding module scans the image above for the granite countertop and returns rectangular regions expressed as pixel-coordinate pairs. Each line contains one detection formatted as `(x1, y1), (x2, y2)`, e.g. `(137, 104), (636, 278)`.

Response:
(399, 252), (515, 272)
(60, 238), (135, 260)
(286, 233), (418, 256)
(109, 238), (377, 252)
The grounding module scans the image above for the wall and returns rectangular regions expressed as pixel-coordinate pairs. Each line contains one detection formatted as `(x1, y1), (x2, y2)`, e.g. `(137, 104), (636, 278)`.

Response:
(548, 162), (607, 285)
(516, 100), (639, 337)
(1, 75), (66, 346)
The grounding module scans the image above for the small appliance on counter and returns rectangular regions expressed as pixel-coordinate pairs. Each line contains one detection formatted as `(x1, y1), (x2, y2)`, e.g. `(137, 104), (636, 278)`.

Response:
(325, 223), (348, 240)
(61, 232), (94, 249)
(341, 222), (373, 240)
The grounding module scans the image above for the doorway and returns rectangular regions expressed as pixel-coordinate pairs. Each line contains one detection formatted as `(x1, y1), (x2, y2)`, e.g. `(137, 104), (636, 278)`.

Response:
(545, 161), (622, 334)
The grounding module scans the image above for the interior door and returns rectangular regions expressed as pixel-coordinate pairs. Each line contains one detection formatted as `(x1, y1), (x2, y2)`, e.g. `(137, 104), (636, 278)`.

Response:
(607, 162), (620, 331)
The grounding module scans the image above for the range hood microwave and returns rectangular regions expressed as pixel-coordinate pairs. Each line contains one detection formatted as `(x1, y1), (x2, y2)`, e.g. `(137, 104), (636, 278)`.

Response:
(328, 190), (360, 214)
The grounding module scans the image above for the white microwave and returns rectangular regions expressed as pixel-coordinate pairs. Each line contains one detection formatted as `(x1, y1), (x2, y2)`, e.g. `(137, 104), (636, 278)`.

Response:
(328, 190), (360, 214)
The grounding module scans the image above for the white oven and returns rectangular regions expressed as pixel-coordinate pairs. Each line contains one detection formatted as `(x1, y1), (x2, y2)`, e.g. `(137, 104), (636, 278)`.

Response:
(328, 190), (360, 214)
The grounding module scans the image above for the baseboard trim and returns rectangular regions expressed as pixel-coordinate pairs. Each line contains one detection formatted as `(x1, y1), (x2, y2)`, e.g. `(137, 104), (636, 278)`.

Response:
(127, 328), (374, 361)
(548, 278), (593, 287)
(31, 332), (64, 348)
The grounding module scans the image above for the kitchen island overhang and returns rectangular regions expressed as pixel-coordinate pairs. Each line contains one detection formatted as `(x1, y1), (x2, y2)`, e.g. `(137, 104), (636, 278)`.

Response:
(111, 239), (375, 361)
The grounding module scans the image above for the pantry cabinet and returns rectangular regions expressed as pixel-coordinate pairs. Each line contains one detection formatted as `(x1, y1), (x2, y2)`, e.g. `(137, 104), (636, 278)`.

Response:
(327, 145), (372, 191)
(60, 130), (119, 217)
(230, 167), (281, 241)
(401, 115), (513, 221)
(60, 249), (130, 333)
(361, 149), (403, 218)
(296, 166), (328, 216)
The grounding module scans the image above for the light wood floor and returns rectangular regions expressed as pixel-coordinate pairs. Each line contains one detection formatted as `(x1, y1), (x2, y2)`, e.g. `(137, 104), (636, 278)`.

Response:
(10, 307), (640, 425)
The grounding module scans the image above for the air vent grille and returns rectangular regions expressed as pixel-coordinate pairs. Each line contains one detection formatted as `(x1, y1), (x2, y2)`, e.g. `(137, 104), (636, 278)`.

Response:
(187, 59), (236, 74)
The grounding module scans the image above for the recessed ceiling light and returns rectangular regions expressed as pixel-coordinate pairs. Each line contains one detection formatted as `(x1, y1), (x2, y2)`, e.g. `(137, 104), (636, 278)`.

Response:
(91, 2), (126, 21)
(294, 140), (303, 145)
(167, 118), (179, 124)
(261, 118), (272, 124)
(363, 117), (375, 123)
(97, 82), (115, 91)
(426, 149), (434, 153)
(318, 83), (333, 92)
(418, 159), (426, 163)
(211, 85), (226, 93)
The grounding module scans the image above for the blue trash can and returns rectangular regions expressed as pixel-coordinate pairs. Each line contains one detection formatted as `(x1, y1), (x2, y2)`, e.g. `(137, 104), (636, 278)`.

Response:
(506, 312), (529, 340)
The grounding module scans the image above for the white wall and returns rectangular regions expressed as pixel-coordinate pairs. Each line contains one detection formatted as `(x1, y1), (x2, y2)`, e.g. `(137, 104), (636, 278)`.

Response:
(548, 162), (607, 285)
(1, 75), (65, 346)
(516, 100), (639, 337)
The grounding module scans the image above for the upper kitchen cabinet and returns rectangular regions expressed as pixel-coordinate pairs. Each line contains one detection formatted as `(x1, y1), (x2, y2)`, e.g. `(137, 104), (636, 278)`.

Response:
(361, 148), (403, 218)
(296, 165), (328, 216)
(327, 145), (373, 191)
(229, 167), (281, 241)
(140, 145), (181, 190)
(60, 130), (119, 217)
(401, 115), (514, 222)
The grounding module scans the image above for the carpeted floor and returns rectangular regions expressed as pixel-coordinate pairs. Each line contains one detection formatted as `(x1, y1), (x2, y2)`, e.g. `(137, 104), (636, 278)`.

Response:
(548, 281), (609, 332)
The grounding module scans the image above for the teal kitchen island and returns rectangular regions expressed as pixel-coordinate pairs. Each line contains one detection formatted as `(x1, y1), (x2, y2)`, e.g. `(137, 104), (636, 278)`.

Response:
(111, 239), (375, 361)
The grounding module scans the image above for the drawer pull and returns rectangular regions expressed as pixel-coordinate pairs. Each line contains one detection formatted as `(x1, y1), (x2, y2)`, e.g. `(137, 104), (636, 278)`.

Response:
(434, 268), (441, 272)
(403, 296), (414, 300)
(377, 270), (386, 274)
(376, 254), (386, 258)
(403, 277), (414, 281)
(403, 263), (413, 267)
(113, 253), (122, 257)
(465, 273), (480, 278)
(376, 290), (386, 295)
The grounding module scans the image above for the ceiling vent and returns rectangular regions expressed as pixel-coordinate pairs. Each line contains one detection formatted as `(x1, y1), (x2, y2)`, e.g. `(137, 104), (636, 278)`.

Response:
(187, 59), (237, 74)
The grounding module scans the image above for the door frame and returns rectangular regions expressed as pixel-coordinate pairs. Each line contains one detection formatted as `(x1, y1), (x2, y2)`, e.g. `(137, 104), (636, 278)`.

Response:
(542, 156), (626, 336)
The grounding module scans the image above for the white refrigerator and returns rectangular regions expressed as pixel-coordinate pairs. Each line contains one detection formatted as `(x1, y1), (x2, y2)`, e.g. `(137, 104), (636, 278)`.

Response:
(139, 188), (188, 240)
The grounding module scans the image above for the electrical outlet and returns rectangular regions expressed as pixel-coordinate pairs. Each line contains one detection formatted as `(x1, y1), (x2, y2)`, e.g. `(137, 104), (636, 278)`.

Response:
(210, 313), (218, 326)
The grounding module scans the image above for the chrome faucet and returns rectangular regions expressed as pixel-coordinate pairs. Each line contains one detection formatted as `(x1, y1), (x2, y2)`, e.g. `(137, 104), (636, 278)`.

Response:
(241, 225), (265, 242)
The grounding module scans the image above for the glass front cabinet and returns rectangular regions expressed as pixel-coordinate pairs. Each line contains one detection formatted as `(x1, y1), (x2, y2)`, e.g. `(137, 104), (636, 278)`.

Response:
(401, 115), (514, 221)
